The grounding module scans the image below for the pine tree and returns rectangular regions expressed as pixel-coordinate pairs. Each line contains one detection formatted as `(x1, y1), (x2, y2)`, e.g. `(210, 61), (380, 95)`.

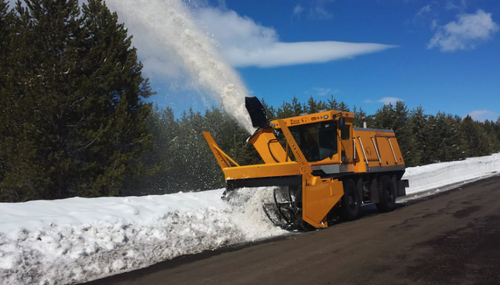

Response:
(408, 106), (427, 165)
(260, 98), (276, 121)
(423, 113), (464, 163)
(307, 96), (319, 113)
(460, 116), (491, 157)
(276, 101), (293, 118)
(483, 119), (500, 153)
(291, 95), (304, 116)
(441, 114), (467, 161)
(0, 0), (12, 198)
(327, 95), (339, 111)
(0, 0), (11, 65)
(419, 114), (438, 164)
(0, 0), (154, 201)
(74, 0), (154, 197)
(338, 101), (350, 112)
(496, 118), (500, 143)
(1, 0), (86, 200)
(446, 115), (467, 160)
(352, 105), (369, 128)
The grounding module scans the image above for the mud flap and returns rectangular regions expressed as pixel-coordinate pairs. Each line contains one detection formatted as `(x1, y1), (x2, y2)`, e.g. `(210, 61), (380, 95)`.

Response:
(302, 178), (344, 228)
(397, 179), (409, 197)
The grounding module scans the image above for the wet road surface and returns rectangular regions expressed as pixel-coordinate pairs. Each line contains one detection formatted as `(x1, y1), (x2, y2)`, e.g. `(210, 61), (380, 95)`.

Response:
(87, 175), (500, 285)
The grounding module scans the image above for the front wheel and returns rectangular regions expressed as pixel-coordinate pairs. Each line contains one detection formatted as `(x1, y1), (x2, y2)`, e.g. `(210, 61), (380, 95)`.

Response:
(376, 175), (396, 212)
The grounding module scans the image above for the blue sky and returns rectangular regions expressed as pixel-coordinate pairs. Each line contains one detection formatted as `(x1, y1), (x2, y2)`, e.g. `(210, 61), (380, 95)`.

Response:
(41, 0), (496, 122)
(6, 0), (499, 121)
(197, 0), (500, 121)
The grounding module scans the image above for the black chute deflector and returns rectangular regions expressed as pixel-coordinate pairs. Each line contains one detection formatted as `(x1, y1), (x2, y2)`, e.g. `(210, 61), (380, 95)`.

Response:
(245, 97), (268, 128)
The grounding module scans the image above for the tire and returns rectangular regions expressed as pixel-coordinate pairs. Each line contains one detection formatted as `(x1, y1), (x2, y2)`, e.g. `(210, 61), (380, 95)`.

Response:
(376, 175), (396, 212)
(340, 179), (361, 221)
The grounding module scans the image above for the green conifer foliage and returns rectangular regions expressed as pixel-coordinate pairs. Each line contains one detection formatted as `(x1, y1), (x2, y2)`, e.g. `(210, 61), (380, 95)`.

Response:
(496, 118), (500, 142)
(260, 98), (276, 121)
(0, 0), (11, 61)
(409, 106), (426, 163)
(0, 0), (153, 201)
(307, 96), (319, 114)
(447, 115), (468, 161)
(483, 119), (500, 153)
(0, 0), (12, 195)
(352, 105), (369, 128)
(461, 116), (493, 157)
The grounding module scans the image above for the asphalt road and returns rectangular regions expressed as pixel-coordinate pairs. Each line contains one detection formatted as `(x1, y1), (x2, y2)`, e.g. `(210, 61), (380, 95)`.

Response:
(88, 175), (500, 285)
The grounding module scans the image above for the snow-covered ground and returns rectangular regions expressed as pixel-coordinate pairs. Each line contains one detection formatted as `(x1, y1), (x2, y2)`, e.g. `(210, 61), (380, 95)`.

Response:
(1, 153), (499, 285)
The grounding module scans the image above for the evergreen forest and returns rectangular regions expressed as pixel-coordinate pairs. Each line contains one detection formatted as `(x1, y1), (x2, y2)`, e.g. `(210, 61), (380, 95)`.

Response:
(0, 0), (154, 201)
(1, 0), (499, 202)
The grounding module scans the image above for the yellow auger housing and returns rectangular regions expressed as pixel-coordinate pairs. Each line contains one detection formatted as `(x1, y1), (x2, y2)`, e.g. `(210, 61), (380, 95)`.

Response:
(203, 97), (408, 230)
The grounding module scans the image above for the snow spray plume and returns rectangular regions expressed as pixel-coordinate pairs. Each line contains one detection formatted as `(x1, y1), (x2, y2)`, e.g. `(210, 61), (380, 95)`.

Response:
(106, 0), (254, 133)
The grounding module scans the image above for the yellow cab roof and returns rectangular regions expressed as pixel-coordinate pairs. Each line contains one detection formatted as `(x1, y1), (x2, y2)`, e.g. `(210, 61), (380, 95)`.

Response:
(270, 110), (354, 128)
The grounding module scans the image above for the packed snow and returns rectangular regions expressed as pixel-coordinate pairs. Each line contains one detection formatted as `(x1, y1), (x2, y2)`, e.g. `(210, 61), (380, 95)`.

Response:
(1, 153), (499, 284)
(401, 153), (500, 200)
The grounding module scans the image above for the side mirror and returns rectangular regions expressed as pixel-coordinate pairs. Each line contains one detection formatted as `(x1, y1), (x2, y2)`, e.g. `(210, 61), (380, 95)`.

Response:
(339, 117), (347, 130)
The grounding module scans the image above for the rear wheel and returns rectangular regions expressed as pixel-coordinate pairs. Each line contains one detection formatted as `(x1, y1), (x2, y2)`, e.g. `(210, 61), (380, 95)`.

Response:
(376, 175), (396, 212)
(340, 179), (361, 221)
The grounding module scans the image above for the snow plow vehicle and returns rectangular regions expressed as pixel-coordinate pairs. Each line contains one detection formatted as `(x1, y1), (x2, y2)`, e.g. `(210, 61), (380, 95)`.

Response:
(203, 97), (408, 230)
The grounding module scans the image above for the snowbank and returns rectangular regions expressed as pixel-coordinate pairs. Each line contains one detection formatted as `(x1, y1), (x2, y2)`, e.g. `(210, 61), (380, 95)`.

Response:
(403, 153), (500, 195)
(0, 188), (284, 284)
(0, 153), (499, 284)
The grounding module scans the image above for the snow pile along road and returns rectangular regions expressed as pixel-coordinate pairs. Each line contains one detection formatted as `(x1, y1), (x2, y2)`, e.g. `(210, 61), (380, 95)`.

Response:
(0, 188), (284, 284)
(403, 153), (500, 195)
(0, 153), (499, 284)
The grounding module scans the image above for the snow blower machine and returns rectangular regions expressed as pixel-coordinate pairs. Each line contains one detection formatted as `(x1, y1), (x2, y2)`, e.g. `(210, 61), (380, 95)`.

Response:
(203, 97), (408, 230)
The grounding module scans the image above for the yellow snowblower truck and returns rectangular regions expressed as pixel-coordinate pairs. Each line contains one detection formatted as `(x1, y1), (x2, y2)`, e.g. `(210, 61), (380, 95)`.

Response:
(203, 97), (408, 230)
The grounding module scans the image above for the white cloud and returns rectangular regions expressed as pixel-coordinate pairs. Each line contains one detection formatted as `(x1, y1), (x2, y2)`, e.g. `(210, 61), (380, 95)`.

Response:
(197, 8), (278, 52)
(216, 0), (227, 10)
(413, 3), (440, 28)
(431, 19), (439, 30)
(290, 0), (335, 21)
(292, 4), (304, 19)
(225, 41), (396, 68)
(378, 97), (403, 105)
(467, 110), (498, 121)
(198, 7), (396, 68)
(416, 4), (432, 18)
(428, 10), (499, 52)
(7, 1), (396, 79)
(307, 87), (339, 97)
(309, 5), (334, 20)
(363, 97), (403, 105)
(445, 0), (466, 11)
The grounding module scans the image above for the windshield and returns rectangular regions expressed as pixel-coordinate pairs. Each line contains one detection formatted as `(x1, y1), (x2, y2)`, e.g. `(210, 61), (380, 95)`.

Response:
(288, 121), (338, 162)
